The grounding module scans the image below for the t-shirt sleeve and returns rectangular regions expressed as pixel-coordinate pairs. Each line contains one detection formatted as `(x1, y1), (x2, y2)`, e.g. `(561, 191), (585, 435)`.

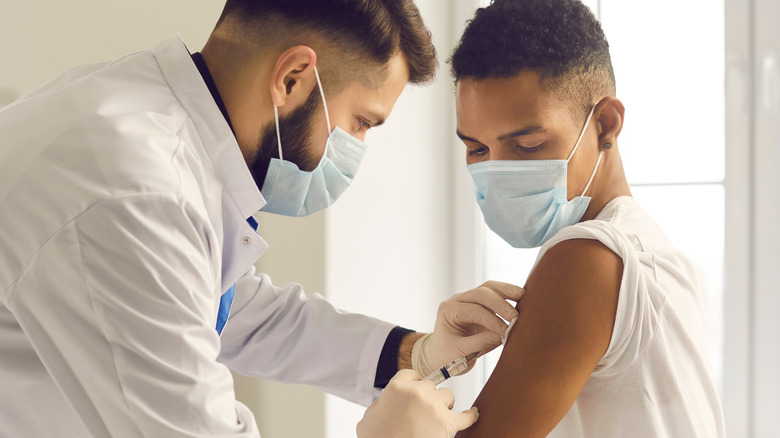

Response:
(536, 220), (666, 377)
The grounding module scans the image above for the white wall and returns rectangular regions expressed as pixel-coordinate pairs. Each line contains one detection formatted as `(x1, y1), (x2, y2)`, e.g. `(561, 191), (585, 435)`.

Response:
(0, 0), (222, 96)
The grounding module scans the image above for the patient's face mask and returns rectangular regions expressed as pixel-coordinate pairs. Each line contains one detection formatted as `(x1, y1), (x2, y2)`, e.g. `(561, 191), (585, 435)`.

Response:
(260, 67), (367, 217)
(467, 105), (602, 248)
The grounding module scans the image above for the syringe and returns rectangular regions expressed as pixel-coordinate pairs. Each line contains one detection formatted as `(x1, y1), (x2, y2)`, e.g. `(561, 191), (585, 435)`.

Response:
(422, 352), (479, 386)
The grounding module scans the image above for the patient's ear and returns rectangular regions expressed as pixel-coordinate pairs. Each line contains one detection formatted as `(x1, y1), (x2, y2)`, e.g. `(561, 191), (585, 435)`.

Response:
(596, 97), (625, 150)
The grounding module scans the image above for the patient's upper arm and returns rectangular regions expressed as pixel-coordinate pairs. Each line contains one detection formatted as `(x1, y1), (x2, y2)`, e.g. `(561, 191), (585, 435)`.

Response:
(456, 238), (622, 438)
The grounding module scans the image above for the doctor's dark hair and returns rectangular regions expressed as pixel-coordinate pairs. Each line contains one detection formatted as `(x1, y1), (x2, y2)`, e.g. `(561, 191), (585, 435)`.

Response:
(217, 0), (437, 85)
(450, 0), (616, 114)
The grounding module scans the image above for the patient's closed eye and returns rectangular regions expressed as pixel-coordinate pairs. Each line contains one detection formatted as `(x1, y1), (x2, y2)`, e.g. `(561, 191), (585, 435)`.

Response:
(468, 146), (489, 156)
(515, 143), (544, 153)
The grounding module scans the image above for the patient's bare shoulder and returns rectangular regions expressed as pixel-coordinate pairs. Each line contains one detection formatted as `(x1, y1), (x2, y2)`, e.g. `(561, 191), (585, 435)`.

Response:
(457, 238), (623, 438)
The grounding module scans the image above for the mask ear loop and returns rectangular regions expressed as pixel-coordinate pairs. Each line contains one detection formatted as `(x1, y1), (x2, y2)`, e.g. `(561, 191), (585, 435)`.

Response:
(580, 150), (604, 197)
(274, 66), (331, 163)
(313, 66), (332, 134)
(566, 104), (597, 162)
(565, 104), (601, 197)
(273, 104), (283, 161)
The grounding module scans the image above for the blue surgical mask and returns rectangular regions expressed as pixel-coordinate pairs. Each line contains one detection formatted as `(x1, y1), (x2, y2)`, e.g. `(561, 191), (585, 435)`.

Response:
(467, 105), (602, 248)
(260, 67), (367, 217)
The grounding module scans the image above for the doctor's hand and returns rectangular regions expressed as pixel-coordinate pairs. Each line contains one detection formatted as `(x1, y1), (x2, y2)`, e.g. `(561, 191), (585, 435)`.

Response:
(414, 281), (526, 376)
(357, 370), (479, 438)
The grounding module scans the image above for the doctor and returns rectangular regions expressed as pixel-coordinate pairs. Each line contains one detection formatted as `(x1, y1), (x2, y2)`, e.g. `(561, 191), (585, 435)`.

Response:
(0, 0), (524, 437)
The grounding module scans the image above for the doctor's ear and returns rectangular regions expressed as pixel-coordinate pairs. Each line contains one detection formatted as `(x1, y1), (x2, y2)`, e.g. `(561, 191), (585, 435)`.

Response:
(269, 46), (318, 109)
(595, 97), (625, 150)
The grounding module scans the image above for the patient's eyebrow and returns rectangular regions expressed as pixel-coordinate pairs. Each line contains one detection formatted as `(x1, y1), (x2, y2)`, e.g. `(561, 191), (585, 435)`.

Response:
(456, 131), (482, 144)
(497, 125), (545, 141)
(457, 125), (546, 144)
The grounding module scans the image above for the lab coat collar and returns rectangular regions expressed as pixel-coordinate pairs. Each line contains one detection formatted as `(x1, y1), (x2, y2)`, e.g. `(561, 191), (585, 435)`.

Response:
(190, 52), (235, 134)
(152, 35), (266, 220)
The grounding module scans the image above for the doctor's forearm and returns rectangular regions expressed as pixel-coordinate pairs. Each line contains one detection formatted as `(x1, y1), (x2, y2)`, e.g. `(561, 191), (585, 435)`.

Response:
(398, 331), (425, 370)
(374, 327), (421, 389)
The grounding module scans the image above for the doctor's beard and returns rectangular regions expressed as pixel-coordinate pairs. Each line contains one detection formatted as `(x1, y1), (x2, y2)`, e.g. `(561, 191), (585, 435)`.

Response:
(249, 86), (322, 190)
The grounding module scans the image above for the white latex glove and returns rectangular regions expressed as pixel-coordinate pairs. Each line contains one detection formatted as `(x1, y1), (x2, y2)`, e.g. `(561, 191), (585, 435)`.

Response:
(414, 281), (525, 376)
(356, 369), (479, 438)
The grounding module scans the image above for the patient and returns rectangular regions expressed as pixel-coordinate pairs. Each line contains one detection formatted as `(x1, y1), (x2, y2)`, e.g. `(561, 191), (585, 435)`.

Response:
(451, 1), (725, 436)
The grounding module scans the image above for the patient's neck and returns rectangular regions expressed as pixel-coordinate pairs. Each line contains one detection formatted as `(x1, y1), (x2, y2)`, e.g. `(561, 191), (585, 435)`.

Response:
(579, 149), (632, 222)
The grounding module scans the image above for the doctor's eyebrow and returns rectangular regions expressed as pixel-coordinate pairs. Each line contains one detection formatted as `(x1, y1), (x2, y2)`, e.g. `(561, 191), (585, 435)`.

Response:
(365, 110), (387, 127)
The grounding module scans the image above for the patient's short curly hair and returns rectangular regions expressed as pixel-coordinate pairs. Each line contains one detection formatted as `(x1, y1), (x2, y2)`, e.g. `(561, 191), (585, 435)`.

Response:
(450, 0), (616, 115)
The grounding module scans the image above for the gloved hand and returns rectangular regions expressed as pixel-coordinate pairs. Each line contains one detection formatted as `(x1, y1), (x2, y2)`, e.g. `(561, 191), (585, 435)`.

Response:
(356, 369), (479, 438)
(413, 281), (525, 376)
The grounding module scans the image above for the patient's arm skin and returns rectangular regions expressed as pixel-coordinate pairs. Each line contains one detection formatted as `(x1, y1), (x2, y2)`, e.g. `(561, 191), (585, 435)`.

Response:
(456, 239), (622, 438)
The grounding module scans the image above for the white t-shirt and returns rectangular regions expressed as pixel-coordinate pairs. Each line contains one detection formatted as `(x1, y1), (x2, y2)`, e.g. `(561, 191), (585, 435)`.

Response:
(540, 196), (725, 437)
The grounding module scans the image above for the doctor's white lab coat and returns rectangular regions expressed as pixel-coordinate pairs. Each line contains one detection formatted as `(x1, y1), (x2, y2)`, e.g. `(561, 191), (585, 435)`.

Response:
(0, 36), (394, 437)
